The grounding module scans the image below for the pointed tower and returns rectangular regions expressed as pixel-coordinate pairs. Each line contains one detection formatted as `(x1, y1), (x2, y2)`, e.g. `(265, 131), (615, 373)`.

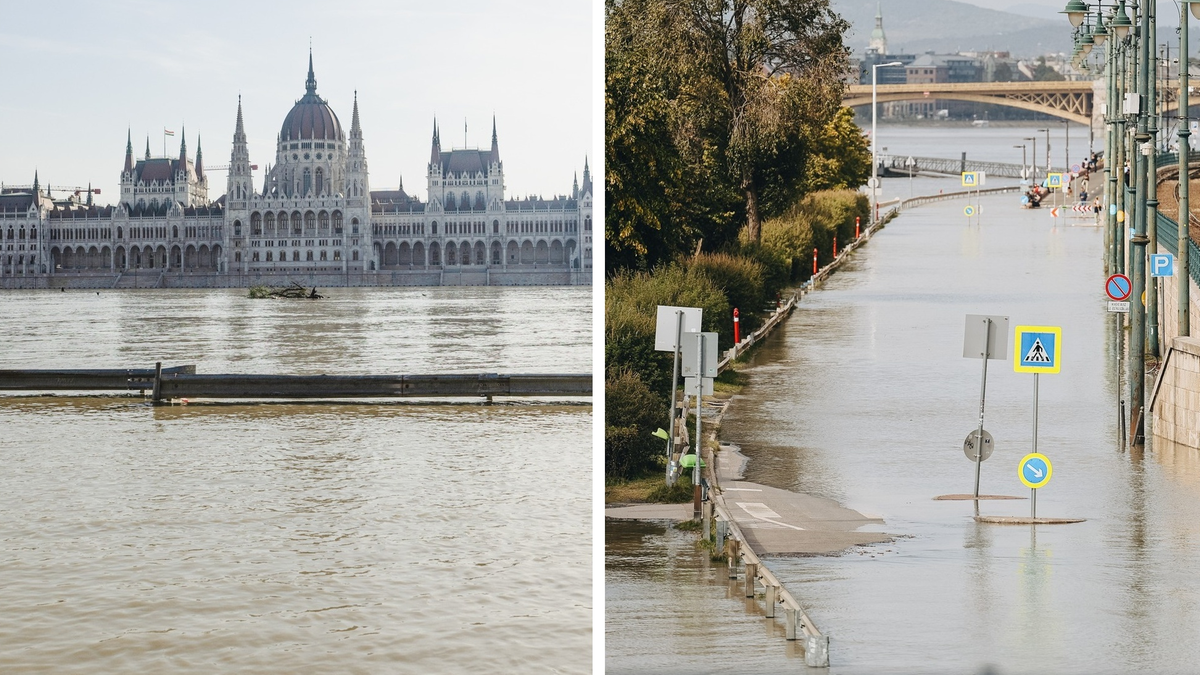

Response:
(195, 135), (205, 181)
(572, 172), (579, 200)
(490, 115), (500, 165)
(581, 156), (592, 196)
(868, 2), (888, 55)
(228, 95), (253, 202)
(306, 48), (317, 95)
(346, 90), (369, 198)
(429, 119), (441, 166)
(32, 170), (39, 194)
(124, 129), (134, 175)
(86, 183), (93, 207)
(179, 125), (187, 167)
(145, 137), (151, 160)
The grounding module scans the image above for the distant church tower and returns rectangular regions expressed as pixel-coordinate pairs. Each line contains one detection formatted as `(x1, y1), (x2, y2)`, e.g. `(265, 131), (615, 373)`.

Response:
(868, 2), (888, 55)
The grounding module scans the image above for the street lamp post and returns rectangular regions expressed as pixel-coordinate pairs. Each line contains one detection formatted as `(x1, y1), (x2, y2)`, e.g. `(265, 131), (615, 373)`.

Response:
(1025, 136), (1039, 184)
(1179, 0), (1200, 337)
(871, 61), (904, 227)
(1014, 144), (1028, 181)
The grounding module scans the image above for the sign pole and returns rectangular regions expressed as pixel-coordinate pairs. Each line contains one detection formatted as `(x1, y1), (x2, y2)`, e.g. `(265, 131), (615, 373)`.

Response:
(1032, 372), (1039, 519)
(693, 332), (704, 520)
(667, 310), (683, 483)
(973, 318), (991, 500)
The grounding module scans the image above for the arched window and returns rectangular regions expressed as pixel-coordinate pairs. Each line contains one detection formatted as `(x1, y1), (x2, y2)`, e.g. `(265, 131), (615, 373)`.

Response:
(315, 168), (324, 196)
(235, 251), (242, 262)
(352, 250), (359, 261)
(233, 220), (242, 236)
(251, 212), (262, 235)
(493, 220), (499, 234)
(475, 191), (485, 210)
(305, 211), (316, 232)
(445, 193), (456, 211)
(318, 211), (329, 232)
(266, 251), (273, 262)
(332, 211), (343, 233)
(172, 225), (179, 238)
(116, 227), (122, 239)
(306, 250), (314, 261)
(431, 221), (438, 235)
(463, 191), (471, 209)
(351, 218), (359, 235)
(265, 212), (275, 234)
(291, 212), (302, 235)
(303, 168), (312, 196)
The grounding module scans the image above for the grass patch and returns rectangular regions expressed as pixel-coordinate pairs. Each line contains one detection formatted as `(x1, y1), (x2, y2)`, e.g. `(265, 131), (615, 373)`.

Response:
(605, 475), (697, 504)
(673, 519), (702, 531)
(713, 367), (747, 394)
(646, 480), (694, 503)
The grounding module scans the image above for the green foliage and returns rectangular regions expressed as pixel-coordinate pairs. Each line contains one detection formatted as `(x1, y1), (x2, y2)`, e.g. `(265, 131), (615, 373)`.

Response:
(756, 190), (868, 282)
(803, 108), (871, 194)
(604, 0), (857, 272)
(605, 264), (730, 392)
(605, 369), (667, 481)
(645, 480), (694, 503)
(1033, 56), (1065, 82)
(685, 252), (765, 343)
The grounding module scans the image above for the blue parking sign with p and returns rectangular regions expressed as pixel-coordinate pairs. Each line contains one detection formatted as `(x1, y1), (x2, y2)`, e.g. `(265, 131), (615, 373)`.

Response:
(1151, 253), (1175, 278)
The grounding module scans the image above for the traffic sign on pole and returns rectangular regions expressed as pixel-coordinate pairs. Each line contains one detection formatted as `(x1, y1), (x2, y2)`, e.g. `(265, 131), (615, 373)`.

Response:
(1106, 274), (1132, 301)
(1150, 253), (1175, 278)
(961, 172), (978, 187)
(1018, 452), (1053, 489)
(1047, 173), (1065, 189)
(964, 205), (976, 217)
(1013, 325), (1062, 374)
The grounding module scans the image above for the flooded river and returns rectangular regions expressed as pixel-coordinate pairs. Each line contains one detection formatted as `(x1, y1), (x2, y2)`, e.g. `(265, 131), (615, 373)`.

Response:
(608, 125), (1200, 673)
(0, 286), (591, 674)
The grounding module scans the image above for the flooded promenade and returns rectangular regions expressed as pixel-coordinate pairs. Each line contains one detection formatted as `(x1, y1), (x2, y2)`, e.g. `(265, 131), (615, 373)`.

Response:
(0, 286), (592, 674)
(608, 125), (1200, 673)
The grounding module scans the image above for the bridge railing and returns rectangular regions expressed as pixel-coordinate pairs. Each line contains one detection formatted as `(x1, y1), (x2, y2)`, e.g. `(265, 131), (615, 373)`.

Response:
(888, 155), (1068, 179)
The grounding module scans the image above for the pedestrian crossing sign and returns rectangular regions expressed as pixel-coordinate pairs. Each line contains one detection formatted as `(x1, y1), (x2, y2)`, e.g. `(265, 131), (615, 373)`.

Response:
(961, 171), (978, 187)
(1047, 173), (1065, 189)
(1013, 325), (1062, 374)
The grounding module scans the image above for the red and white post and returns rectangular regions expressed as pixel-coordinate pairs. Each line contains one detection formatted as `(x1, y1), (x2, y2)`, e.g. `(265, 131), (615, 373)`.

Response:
(733, 308), (740, 344)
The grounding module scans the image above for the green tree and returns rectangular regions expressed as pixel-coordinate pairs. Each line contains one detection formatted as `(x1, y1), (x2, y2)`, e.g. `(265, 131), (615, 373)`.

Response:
(1033, 56), (1065, 82)
(670, 0), (851, 242)
(800, 107), (870, 194)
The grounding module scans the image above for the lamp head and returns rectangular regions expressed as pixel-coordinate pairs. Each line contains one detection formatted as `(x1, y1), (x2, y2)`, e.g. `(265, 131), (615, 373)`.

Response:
(1187, 0), (1200, 20)
(1091, 12), (1107, 46)
(1110, 1), (1132, 40)
(1062, 0), (1089, 27)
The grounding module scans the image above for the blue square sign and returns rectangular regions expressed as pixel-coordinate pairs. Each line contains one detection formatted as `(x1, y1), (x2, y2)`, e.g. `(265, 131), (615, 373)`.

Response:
(1151, 253), (1175, 278)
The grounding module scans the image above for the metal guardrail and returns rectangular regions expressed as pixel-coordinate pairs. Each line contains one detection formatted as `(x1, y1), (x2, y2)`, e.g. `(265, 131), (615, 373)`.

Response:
(888, 155), (1063, 179)
(0, 367), (592, 400)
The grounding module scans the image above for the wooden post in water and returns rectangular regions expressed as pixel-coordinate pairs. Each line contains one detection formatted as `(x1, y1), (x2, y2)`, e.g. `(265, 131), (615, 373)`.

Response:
(785, 609), (798, 640)
(745, 562), (757, 598)
(765, 584), (777, 618)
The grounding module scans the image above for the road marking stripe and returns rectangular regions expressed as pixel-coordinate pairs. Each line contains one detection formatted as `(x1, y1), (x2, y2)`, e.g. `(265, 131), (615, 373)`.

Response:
(736, 502), (806, 531)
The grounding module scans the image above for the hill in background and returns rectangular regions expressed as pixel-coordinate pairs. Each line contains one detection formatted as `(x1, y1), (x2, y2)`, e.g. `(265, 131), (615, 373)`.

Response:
(833, 0), (1072, 57)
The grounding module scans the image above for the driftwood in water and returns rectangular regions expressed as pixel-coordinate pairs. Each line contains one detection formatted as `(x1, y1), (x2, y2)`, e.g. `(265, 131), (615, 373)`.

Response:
(248, 283), (324, 299)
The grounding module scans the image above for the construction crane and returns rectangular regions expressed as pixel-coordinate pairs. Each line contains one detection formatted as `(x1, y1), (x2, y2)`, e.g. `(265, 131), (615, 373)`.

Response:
(202, 164), (258, 171)
(0, 184), (100, 196)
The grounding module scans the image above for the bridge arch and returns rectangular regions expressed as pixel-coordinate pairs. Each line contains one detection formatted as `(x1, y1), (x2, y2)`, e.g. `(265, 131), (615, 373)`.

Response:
(844, 81), (1095, 126)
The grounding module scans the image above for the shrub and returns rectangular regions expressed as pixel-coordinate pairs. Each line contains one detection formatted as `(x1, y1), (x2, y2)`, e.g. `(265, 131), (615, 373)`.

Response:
(686, 252), (766, 340)
(754, 189), (868, 282)
(605, 369), (667, 480)
(605, 264), (729, 392)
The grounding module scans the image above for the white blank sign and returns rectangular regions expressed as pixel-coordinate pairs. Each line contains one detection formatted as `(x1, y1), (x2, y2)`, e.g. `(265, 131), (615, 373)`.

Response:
(654, 306), (703, 352)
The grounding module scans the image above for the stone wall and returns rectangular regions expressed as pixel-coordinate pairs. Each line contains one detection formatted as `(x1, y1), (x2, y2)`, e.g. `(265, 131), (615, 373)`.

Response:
(1151, 337), (1200, 448)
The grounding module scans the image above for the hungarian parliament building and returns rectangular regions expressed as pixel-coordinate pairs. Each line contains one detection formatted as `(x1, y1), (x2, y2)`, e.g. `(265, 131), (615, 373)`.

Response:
(0, 56), (592, 288)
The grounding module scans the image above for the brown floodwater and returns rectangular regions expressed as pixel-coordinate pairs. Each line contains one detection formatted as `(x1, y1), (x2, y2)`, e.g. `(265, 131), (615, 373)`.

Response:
(0, 286), (591, 674)
(608, 181), (1200, 674)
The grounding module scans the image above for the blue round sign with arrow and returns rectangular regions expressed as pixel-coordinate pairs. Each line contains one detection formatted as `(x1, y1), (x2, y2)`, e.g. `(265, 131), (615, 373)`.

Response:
(1019, 453), (1052, 489)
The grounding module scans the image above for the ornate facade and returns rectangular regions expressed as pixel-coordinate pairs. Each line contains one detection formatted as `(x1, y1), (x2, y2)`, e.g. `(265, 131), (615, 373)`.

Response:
(0, 55), (592, 287)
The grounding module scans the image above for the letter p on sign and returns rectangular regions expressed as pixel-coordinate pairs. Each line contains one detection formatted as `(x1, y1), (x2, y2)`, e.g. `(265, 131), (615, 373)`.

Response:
(1150, 253), (1175, 278)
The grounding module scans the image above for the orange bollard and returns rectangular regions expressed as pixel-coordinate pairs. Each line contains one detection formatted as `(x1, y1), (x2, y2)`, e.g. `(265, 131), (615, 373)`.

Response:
(856, 216), (861, 239)
(813, 248), (818, 275)
(833, 235), (837, 258)
(733, 308), (740, 344)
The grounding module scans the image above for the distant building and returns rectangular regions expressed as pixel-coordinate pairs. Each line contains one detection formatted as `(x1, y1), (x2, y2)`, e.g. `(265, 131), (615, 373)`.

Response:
(0, 53), (592, 288)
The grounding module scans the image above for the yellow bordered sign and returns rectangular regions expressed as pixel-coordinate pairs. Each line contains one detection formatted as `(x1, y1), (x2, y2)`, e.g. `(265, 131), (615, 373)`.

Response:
(961, 171), (978, 187)
(1019, 452), (1052, 489)
(1013, 325), (1061, 374)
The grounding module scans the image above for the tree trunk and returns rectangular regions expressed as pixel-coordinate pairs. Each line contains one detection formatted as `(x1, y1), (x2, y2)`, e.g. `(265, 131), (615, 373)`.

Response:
(743, 179), (761, 242)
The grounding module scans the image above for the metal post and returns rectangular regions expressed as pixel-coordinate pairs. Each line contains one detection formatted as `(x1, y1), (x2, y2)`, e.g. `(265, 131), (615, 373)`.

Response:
(1181, 0), (1192, 338)
(765, 584), (777, 618)
(1065, 119), (1070, 178)
(1032, 372), (1039, 520)
(1148, 6), (1160, 358)
(745, 562), (756, 598)
(973, 318), (991, 500)
(1131, 0), (1151, 445)
(693, 332), (703, 519)
(1107, 36), (1119, 273)
(872, 64), (879, 228)
(667, 310), (683, 483)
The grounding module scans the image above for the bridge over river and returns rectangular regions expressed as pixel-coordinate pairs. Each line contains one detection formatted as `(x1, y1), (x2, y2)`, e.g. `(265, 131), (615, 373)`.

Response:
(845, 80), (1102, 125)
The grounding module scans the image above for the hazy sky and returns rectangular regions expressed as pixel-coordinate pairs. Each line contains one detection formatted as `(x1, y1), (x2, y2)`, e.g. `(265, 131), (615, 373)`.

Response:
(0, 0), (592, 204)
